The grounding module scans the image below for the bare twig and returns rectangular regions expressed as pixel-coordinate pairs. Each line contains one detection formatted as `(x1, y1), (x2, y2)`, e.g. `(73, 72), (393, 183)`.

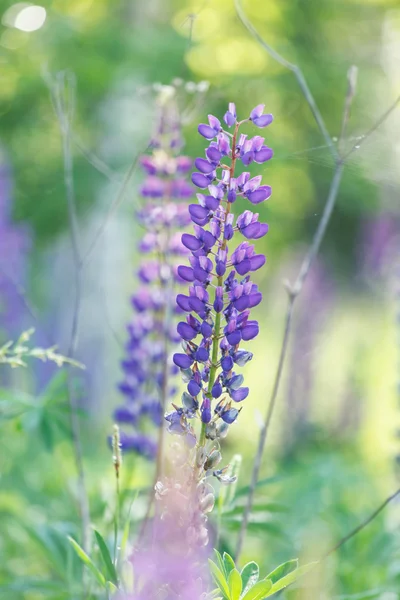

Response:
(273, 487), (400, 597)
(81, 149), (146, 265)
(234, 0), (338, 161)
(342, 94), (400, 161)
(324, 487), (400, 558)
(234, 6), (400, 558)
(45, 70), (91, 553)
(235, 159), (345, 560)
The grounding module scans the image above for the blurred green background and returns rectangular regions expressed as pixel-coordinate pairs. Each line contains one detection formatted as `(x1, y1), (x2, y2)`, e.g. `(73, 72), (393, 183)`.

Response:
(1, 0), (400, 598)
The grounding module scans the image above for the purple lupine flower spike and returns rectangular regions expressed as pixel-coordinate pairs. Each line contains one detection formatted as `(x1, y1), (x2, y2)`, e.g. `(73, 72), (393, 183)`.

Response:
(113, 95), (192, 459)
(167, 102), (273, 494)
(0, 161), (31, 340)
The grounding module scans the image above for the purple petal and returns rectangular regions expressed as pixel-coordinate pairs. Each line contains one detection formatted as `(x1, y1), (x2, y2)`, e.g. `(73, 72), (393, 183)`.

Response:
(241, 322), (259, 341)
(193, 266), (209, 282)
(192, 172), (211, 188)
(235, 259), (251, 276)
(202, 230), (216, 250)
(204, 195), (219, 210)
(241, 222), (261, 239)
(182, 233), (203, 251)
(230, 387), (249, 402)
(195, 157), (216, 174)
(224, 111), (236, 127)
(206, 146), (222, 162)
(250, 104), (265, 119)
(241, 151), (254, 166)
(248, 292), (262, 308)
(177, 265), (195, 282)
(212, 381), (223, 398)
(195, 347), (209, 362)
(114, 406), (136, 423)
(177, 322), (197, 341)
(254, 146), (274, 163)
(176, 294), (192, 311)
(253, 114), (273, 128)
(188, 379), (201, 396)
(189, 204), (209, 220)
(221, 408), (239, 424)
(226, 330), (242, 346)
(233, 295), (250, 311)
(189, 296), (206, 313)
(247, 186), (272, 204)
(173, 353), (194, 369)
(198, 124), (217, 139)
(221, 355), (234, 371)
(249, 254), (266, 271)
(208, 115), (221, 131)
(253, 223), (269, 239)
(201, 321), (213, 338)
(227, 190), (237, 203)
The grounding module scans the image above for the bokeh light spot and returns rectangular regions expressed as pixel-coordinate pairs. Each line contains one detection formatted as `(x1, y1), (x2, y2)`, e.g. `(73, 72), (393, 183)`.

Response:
(2, 3), (46, 32)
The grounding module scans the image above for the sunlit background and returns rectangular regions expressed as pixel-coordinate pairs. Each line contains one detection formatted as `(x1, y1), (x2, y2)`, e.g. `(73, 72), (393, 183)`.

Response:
(1, 0), (400, 597)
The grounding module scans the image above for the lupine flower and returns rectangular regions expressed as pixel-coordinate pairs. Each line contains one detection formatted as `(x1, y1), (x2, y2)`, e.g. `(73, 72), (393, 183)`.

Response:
(167, 102), (273, 493)
(0, 161), (31, 340)
(285, 260), (332, 447)
(119, 441), (210, 599)
(113, 96), (192, 459)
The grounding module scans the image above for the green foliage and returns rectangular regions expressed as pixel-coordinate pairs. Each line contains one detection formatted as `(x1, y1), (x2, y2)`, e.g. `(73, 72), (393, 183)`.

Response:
(209, 551), (316, 600)
(0, 328), (84, 370)
(0, 371), (75, 450)
(68, 536), (106, 588)
(94, 530), (119, 587)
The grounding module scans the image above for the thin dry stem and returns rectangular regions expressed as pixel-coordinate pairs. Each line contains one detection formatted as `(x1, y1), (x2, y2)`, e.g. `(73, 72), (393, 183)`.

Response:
(233, 12), (400, 557)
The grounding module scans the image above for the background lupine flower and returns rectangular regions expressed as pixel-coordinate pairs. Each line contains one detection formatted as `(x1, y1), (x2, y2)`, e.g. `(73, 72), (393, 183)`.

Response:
(285, 259), (332, 449)
(113, 94), (192, 459)
(167, 102), (273, 502)
(0, 160), (31, 341)
(358, 212), (399, 285)
(119, 441), (210, 599)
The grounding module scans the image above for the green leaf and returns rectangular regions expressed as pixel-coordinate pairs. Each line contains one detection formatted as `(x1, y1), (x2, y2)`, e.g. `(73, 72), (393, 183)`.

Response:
(68, 536), (106, 588)
(336, 592), (383, 600)
(228, 568), (242, 600)
(234, 476), (283, 499)
(214, 549), (228, 578)
(222, 518), (284, 538)
(222, 502), (287, 518)
(121, 492), (138, 558)
(265, 559), (298, 584)
(223, 552), (236, 575)
(240, 579), (272, 600)
(94, 530), (119, 586)
(266, 562), (318, 595)
(208, 559), (231, 599)
(240, 562), (259, 595)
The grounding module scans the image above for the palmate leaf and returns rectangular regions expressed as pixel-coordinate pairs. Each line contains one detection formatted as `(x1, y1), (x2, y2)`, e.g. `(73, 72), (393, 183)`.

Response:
(265, 559), (298, 583)
(228, 568), (242, 600)
(223, 552), (236, 576)
(208, 559), (230, 600)
(214, 549), (228, 578)
(240, 562), (259, 595)
(240, 579), (272, 600)
(264, 562), (318, 595)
